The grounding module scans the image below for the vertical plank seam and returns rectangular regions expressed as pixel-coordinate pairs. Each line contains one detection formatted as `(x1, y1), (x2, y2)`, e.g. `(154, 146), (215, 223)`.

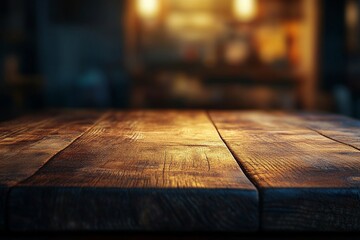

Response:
(4, 111), (111, 230)
(205, 111), (263, 231)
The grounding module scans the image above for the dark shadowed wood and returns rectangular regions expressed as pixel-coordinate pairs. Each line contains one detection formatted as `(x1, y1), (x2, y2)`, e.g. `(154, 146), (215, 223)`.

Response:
(9, 111), (258, 231)
(0, 110), (102, 229)
(210, 111), (360, 231)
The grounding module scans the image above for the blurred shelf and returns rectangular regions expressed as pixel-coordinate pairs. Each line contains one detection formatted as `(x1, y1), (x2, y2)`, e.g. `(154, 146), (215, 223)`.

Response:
(134, 64), (300, 86)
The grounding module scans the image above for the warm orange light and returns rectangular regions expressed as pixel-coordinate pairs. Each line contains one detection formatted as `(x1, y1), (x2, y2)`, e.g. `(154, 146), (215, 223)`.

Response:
(233, 0), (257, 21)
(346, 0), (359, 28)
(137, 0), (160, 19)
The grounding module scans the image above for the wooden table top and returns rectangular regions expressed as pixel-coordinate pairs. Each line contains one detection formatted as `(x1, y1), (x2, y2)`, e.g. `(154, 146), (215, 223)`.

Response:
(0, 110), (359, 232)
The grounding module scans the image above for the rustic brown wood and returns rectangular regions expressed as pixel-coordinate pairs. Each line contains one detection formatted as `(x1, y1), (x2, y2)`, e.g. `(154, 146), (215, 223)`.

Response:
(210, 111), (360, 231)
(286, 112), (360, 151)
(8, 111), (258, 231)
(0, 110), (102, 229)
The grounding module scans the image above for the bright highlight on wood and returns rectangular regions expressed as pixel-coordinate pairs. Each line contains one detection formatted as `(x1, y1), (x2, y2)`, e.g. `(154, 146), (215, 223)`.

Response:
(1, 110), (360, 231)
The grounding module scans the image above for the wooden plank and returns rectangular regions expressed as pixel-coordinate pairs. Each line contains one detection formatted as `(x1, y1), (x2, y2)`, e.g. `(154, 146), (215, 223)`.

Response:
(0, 110), (102, 230)
(210, 111), (360, 231)
(287, 112), (360, 150)
(8, 111), (258, 231)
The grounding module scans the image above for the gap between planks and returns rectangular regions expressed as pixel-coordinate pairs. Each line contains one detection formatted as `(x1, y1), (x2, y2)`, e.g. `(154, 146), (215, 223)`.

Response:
(205, 111), (263, 229)
(206, 111), (360, 231)
(4, 111), (110, 229)
(6, 110), (357, 230)
(15, 111), (111, 187)
(281, 111), (360, 152)
(305, 127), (360, 152)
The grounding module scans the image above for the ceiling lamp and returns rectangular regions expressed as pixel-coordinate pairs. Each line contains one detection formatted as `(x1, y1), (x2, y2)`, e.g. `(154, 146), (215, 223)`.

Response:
(233, 0), (258, 21)
(137, 0), (160, 19)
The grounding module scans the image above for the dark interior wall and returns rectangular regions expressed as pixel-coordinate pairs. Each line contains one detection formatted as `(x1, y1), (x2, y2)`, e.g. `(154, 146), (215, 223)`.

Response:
(36, 0), (129, 108)
(1, 0), (130, 115)
(0, 0), (38, 74)
(320, 0), (347, 90)
(320, 0), (360, 117)
(0, 0), (42, 117)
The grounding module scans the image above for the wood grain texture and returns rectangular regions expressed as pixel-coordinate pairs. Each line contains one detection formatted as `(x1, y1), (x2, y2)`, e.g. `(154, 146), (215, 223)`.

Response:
(0, 110), (102, 229)
(9, 111), (258, 231)
(210, 111), (360, 231)
(287, 112), (360, 150)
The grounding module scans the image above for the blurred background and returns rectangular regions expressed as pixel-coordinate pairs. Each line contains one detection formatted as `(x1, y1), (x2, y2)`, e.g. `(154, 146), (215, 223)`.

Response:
(0, 0), (359, 120)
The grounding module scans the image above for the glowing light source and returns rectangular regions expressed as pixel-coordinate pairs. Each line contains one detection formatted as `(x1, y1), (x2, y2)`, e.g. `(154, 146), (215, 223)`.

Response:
(233, 0), (257, 21)
(137, 0), (160, 19)
(346, 0), (358, 28)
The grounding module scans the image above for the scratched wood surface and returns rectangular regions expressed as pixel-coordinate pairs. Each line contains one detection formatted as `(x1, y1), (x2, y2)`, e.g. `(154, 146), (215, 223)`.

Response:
(3, 110), (360, 232)
(0, 110), (102, 229)
(8, 111), (258, 231)
(210, 111), (360, 231)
